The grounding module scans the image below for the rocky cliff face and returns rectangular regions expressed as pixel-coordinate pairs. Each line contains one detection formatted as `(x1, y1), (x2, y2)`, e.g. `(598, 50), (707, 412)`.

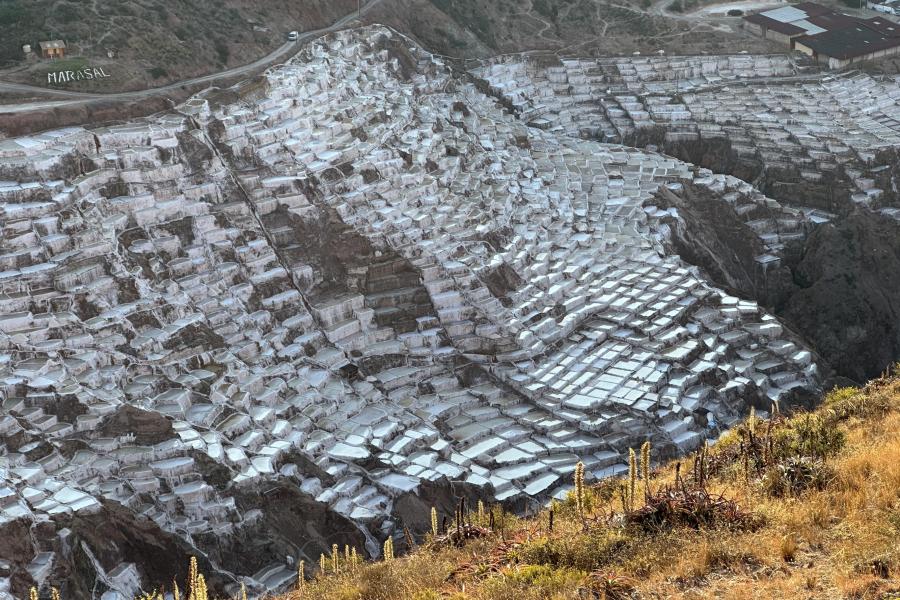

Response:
(652, 183), (798, 310)
(654, 183), (900, 383)
(0, 501), (221, 599)
(781, 213), (900, 382)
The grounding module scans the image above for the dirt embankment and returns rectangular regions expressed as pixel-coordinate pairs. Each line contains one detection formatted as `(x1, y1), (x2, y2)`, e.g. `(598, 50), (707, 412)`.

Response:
(0, 96), (175, 138)
(199, 483), (369, 578)
(656, 133), (855, 213)
(653, 183), (797, 308)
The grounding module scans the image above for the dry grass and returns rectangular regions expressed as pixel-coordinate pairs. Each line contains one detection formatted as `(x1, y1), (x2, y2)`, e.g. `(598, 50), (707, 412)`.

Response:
(163, 371), (900, 600)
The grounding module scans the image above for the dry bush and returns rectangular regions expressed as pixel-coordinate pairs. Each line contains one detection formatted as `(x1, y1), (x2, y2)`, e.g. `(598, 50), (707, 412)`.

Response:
(627, 485), (759, 532)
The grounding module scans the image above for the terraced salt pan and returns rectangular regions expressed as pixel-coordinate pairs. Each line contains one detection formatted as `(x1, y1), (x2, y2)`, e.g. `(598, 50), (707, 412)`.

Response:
(0, 25), (820, 595)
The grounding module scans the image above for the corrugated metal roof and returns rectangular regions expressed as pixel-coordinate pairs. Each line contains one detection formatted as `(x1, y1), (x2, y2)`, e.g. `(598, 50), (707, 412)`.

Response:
(797, 23), (900, 58)
(760, 6), (809, 23)
(744, 13), (808, 35)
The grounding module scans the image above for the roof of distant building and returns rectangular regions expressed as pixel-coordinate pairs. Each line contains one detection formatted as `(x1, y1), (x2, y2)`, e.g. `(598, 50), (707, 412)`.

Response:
(864, 16), (900, 36)
(806, 11), (860, 32)
(796, 23), (900, 59)
(791, 2), (834, 17)
(743, 0), (900, 58)
(38, 40), (66, 50)
(743, 13), (808, 36)
(743, 2), (864, 37)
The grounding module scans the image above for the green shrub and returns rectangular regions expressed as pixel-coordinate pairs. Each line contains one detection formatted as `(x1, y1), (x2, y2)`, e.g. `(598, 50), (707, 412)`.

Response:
(761, 457), (833, 497)
(480, 565), (588, 600)
(773, 413), (845, 462)
(513, 530), (627, 571)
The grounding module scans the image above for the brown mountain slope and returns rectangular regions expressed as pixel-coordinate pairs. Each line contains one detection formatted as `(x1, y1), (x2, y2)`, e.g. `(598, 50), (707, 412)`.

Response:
(0, 0), (355, 91)
(0, 0), (779, 94)
(366, 0), (780, 59)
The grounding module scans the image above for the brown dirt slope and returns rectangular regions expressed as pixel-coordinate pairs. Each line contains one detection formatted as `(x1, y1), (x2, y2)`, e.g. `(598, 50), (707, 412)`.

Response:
(367, 0), (781, 60)
(0, 0), (355, 91)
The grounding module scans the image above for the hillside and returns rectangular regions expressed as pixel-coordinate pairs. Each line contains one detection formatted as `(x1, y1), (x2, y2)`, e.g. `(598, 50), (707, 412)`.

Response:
(0, 0), (355, 91)
(256, 371), (900, 600)
(0, 0), (779, 94)
(368, 0), (780, 59)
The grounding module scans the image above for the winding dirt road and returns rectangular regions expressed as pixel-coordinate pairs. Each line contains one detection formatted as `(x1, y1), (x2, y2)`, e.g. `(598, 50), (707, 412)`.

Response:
(0, 0), (385, 114)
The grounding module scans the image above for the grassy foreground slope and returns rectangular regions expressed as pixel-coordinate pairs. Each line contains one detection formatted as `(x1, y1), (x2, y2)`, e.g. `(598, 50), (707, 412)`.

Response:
(279, 370), (900, 600)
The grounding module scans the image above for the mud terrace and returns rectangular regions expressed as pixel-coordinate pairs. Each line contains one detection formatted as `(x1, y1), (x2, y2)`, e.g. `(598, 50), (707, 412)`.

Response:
(0, 27), (823, 597)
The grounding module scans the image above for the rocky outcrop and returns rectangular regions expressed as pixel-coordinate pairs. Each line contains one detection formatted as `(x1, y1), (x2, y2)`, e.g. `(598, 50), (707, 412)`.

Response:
(1, 501), (224, 600)
(96, 406), (176, 446)
(781, 212), (900, 382)
(655, 184), (900, 383)
(653, 183), (798, 309)
(198, 484), (368, 585)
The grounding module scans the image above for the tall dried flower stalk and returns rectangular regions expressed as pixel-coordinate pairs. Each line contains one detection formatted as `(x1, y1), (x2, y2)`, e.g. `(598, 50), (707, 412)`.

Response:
(641, 441), (652, 499)
(574, 461), (585, 517)
(194, 574), (208, 600)
(628, 448), (637, 512)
